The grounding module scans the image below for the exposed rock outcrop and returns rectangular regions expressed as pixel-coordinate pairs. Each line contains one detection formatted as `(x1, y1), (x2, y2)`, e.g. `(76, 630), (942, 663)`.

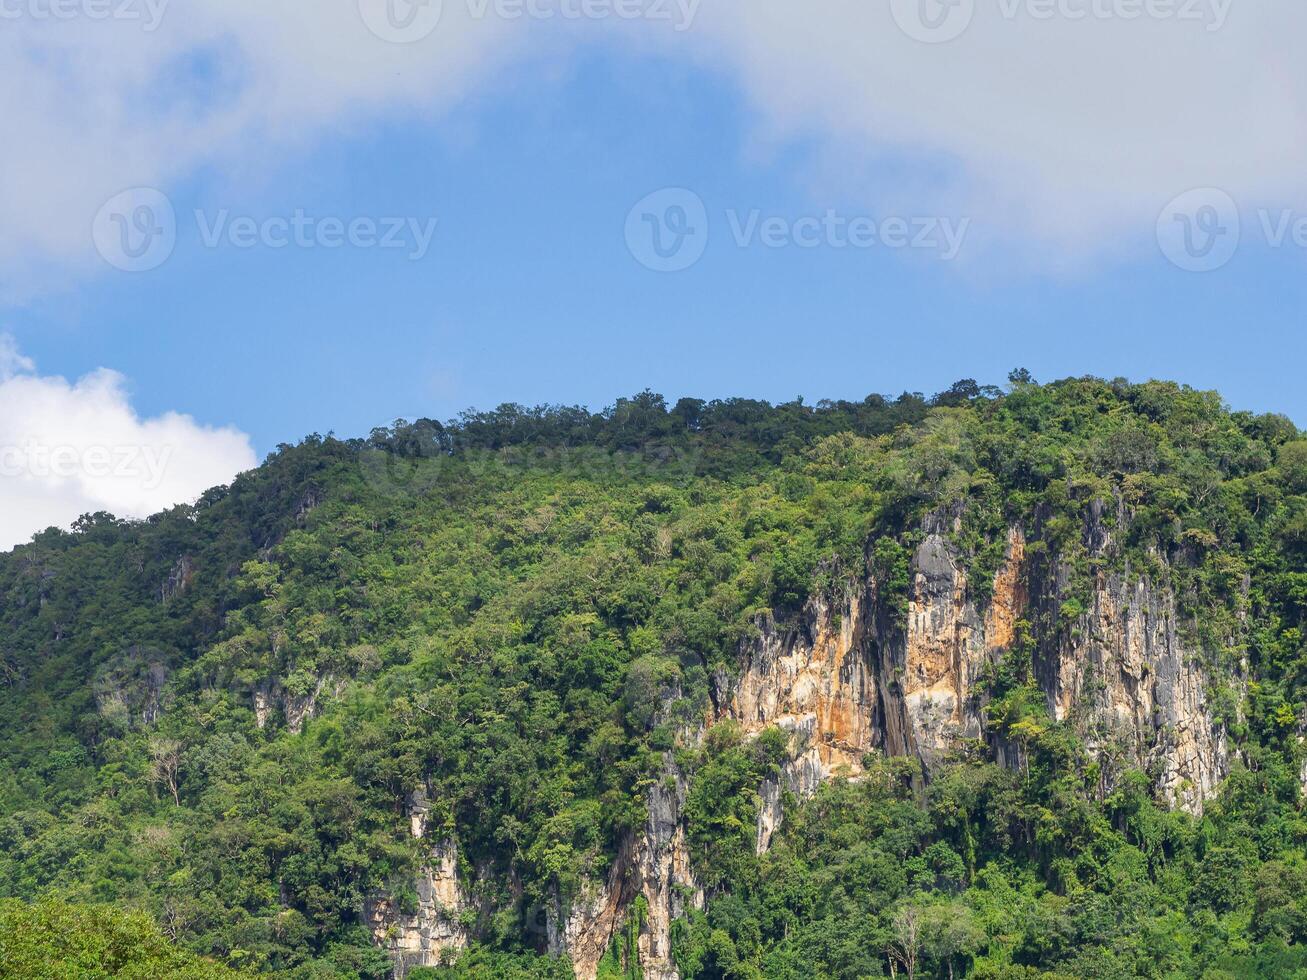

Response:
(93, 651), (170, 729)
(364, 790), (470, 977)
(756, 740), (823, 855)
(638, 763), (702, 979)
(160, 555), (194, 603)
(898, 525), (990, 762)
(553, 756), (702, 980)
(726, 590), (879, 775)
(549, 842), (633, 980)
(722, 515), (1228, 818)
(1040, 571), (1229, 813)
(252, 675), (336, 733)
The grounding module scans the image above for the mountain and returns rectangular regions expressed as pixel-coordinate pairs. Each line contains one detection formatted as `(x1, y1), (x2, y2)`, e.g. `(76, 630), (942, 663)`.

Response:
(2, 376), (1306, 979)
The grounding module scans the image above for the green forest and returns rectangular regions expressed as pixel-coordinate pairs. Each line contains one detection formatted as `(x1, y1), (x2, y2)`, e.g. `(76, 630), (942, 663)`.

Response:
(2, 373), (1307, 979)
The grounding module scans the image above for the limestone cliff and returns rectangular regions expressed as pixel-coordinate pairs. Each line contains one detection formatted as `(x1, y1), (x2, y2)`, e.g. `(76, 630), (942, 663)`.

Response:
(364, 790), (470, 977)
(375, 509), (1231, 978)
(724, 513), (1228, 819)
(252, 675), (338, 734)
(1038, 570), (1229, 813)
(551, 755), (703, 980)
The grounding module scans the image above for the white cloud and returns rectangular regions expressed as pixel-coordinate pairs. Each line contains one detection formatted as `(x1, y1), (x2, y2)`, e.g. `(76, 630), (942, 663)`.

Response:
(1, 0), (1306, 283)
(0, 0), (530, 294)
(0, 338), (258, 551)
(676, 0), (1307, 264)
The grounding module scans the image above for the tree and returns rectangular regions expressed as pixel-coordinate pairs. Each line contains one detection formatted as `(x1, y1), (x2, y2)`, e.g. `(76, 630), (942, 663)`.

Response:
(0, 899), (245, 978)
(148, 737), (183, 806)
(922, 901), (983, 980)
(888, 904), (923, 979)
(1280, 439), (1307, 492)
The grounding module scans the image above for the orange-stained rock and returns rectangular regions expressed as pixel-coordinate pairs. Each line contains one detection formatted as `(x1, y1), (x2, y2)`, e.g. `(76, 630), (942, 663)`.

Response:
(726, 589), (878, 778)
(985, 528), (1027, 654)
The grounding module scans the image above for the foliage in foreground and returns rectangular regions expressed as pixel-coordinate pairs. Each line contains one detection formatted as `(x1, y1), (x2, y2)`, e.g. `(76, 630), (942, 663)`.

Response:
(0, 898), (249, 979)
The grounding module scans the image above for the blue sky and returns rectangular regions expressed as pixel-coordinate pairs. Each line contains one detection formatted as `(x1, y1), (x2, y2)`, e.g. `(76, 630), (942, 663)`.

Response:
(2, 2), (1306, 546)
(15, 43), (1307, 451)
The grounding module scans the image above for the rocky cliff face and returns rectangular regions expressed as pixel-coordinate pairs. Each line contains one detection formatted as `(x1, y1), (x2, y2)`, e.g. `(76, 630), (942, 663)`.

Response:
(252, 675), (337, 734)
(1038, 569), (1229, 813)
(551, 755), (703, 980)
(719, 519), (1000, 798)
(373, 510), (1231, 978)
(724, 513), (1228, 820)
(364, 790), (470, 976)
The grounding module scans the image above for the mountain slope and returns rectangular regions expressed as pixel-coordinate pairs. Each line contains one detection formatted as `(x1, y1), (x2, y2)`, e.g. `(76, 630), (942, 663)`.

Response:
(2, 378), (1306, 979)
